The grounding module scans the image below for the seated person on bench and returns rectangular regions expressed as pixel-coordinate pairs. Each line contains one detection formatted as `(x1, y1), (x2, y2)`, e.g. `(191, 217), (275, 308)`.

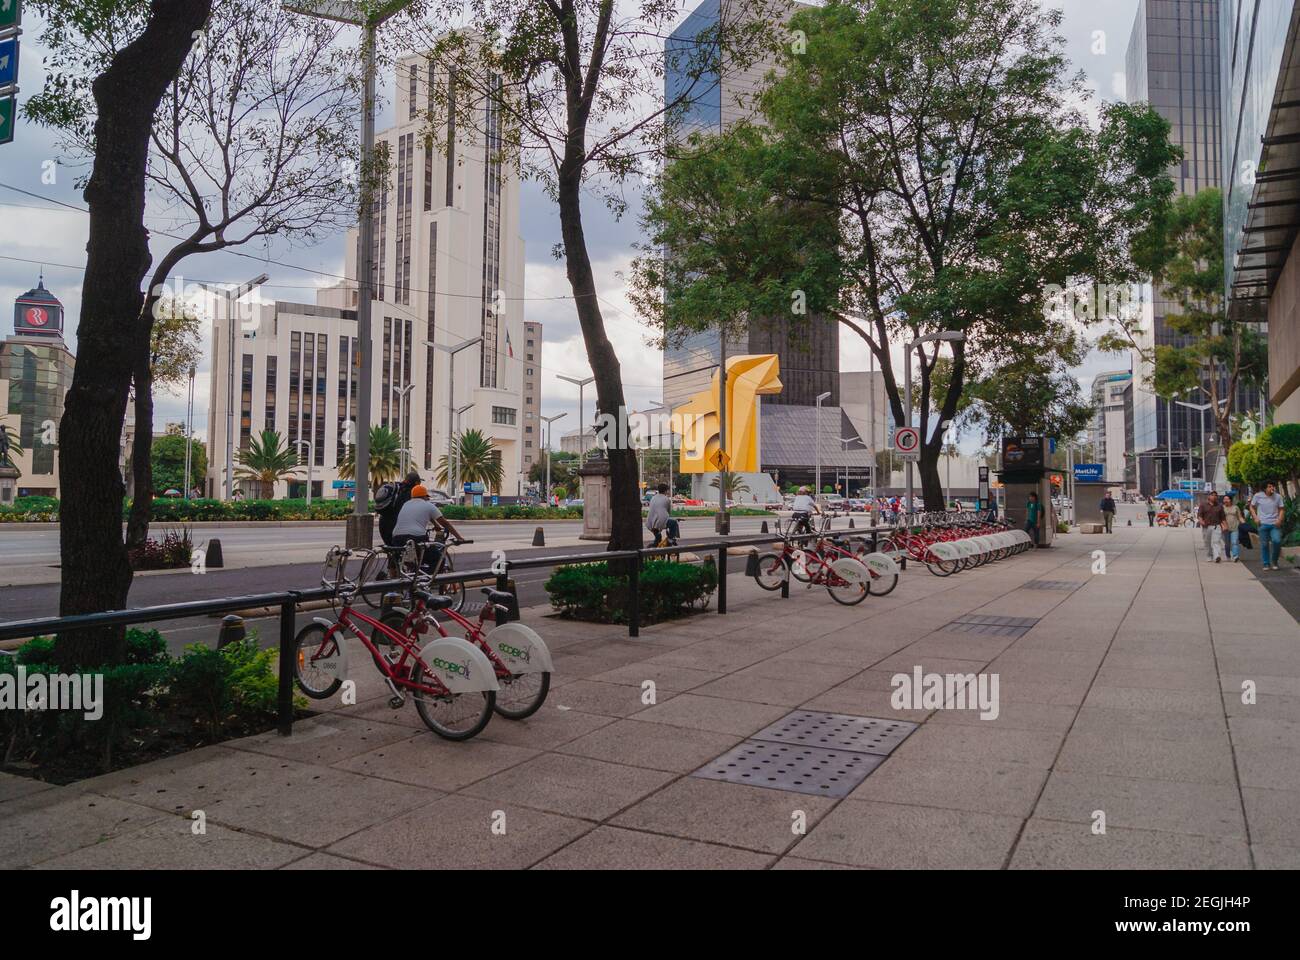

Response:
(391, 485), (465, 571)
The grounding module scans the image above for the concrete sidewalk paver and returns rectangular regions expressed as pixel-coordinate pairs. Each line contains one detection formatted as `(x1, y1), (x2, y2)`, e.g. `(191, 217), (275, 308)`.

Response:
(7, 521), (1298, 869)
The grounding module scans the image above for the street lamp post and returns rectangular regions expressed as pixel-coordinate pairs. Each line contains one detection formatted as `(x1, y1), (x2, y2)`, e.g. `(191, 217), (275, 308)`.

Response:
(393, 383), (415, 478)
(428, 337), (482, 496)
(815, 391), (832, 497)
(286, 0), (415, 546)
(183, 364), (196, 498)
(1175, 399), (1214, 488)
(839, 435), (860, 498)
(541, 412), (566, 506)
(557, 374), (595, 456)
(208, 273), (268, 501)
(905, 331), (965, 519)
(453, 402), (474, 496)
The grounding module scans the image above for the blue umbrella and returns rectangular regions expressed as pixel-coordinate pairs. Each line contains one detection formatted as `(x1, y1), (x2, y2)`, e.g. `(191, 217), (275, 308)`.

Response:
(1155, 489), (1193, 500)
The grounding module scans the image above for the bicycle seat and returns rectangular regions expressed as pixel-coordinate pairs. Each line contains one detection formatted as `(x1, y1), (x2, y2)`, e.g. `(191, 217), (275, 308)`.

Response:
(415, 590), (455, 611)
(480, 587), (514, 605)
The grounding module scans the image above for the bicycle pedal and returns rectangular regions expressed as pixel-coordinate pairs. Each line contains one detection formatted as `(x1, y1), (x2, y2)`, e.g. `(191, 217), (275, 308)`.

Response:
(387, 695), (405, 709)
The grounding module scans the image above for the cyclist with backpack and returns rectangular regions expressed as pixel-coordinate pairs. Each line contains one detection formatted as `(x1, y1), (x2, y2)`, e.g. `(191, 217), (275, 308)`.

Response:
(376, 471), (422, 546)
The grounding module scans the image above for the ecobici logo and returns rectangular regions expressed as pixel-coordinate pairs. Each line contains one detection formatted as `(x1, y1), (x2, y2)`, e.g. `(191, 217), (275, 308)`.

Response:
(1, 666), (103, 720)
(497, 641), (529, 663)
(432, 656), (472, 680)
(50, 891), (151, 941)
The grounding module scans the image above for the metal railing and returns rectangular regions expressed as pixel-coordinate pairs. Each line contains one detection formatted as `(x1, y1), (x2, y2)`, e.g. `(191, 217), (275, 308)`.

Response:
(0, 523), (901, 737)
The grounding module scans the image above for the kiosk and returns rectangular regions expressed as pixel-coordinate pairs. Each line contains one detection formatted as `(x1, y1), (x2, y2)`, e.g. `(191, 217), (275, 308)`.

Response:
(995, 436), (1062, 548)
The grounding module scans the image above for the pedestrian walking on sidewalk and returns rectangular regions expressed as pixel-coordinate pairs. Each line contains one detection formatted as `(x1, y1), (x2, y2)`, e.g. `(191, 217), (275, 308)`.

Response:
(1198, 492), (1226, 563)
(1250, 481), (1287, 571)
(1146, 495), (1156, 527)
(1223, 493), (1243, 562)
(1100, 491), (1117, 533)
(1025, 492), (1042, 546)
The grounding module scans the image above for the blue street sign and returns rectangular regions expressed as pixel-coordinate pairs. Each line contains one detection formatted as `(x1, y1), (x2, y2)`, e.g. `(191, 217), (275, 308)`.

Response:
(331, 480), (355, 489)
(1073, 463), (1104, 482)
(0, 36), (18, 88)
(1048, 437), (1057, 455)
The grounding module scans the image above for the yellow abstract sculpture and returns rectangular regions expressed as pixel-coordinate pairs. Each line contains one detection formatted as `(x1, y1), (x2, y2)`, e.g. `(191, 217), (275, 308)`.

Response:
(673, 354), (782, 474)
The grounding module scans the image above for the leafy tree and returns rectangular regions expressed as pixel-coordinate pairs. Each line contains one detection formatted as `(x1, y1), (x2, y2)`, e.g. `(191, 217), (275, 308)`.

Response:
(1100, 188), (1267, 464)
(528, 449), (578, 487)
(400, 1), (776, 550)
(28, 0), (359, 553)
(150, 432), (206, 494)
(959, 350), (1094, 444)
(234, 429), (302, 499)
(436, 429), (504, 492)
(1255, 423), (1300, 497)
(630, 0), (1177, 510)
(708, 470), (750, 497)
(339, 425), (406, 493)
(32, 0), (213, 668)
(1226, 440), (1251, 486)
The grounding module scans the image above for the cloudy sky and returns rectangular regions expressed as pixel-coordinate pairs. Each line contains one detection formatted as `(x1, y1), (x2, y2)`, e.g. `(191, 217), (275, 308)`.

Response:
(0, 0), (1144, 446)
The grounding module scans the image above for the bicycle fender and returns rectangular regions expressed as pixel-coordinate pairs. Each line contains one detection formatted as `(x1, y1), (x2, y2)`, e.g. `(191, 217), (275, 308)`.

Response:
(928, 541), (961, 562)
(861, 552), (900, 577)
(417, 636), (500, 693)
(485, 622), (554, 674)
(789, 549), (810, 578)
(309, 618), (349, 681)
(830, 556), (870, 585)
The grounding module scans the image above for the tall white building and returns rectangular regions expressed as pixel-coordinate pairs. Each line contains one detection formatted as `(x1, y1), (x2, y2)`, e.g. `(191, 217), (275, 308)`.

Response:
(207, 53), (530, 499)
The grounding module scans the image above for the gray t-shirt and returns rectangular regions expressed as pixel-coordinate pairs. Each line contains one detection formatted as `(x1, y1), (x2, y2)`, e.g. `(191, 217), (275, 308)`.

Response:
(393, 498), (443, 538)
(646, 494), (671, 531)
(1252, 491), (1284, 525)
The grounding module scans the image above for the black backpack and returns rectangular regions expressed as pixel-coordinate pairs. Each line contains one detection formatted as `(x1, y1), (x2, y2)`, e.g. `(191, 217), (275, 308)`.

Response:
(375, 481), (403, 518)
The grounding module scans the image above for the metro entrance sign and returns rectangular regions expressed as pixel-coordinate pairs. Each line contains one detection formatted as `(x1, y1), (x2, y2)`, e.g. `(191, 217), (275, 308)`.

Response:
(892, 426), (921, 462)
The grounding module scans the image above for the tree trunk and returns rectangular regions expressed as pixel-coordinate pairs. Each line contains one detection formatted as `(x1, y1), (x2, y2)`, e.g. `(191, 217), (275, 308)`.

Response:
(55, 0), (212, 668)
(126, 355), (155, 548)
(555, 171), (641, 553)
(918, 445), (946, 511)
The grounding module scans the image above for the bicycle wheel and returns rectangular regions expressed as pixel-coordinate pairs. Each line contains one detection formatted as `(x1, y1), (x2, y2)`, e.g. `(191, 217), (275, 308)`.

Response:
(437, 553), (467, 613)
(788, 548), (813, 583)
(493, 670), (551, 720)
(825, 573), (868, 605)
(753, 552), (788, 590)
(293, 622), (343, 699)
(409, 663), (495, 740)
(866, 565), (899, 597)
(924, 549), (957, 577)
(358, 551), (396, 609)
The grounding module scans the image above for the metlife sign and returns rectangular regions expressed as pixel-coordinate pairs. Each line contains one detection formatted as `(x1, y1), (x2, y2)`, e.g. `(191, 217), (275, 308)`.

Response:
(1072, 463), (1104, 483)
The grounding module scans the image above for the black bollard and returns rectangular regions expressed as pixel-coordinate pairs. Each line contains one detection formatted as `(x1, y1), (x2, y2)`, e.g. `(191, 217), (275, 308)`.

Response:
(217, 614), (245, 649)
(760, 520), (769, 534)
(745, 550), (760, 577)
(206, 538), (224, 569)
(532, 526), (545, 547)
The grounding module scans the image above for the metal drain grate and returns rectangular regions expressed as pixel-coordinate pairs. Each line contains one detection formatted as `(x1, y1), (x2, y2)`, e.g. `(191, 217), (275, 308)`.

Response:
(1022, 580), (1083, 591)
(692, 741), (885, 798)
(942, 614), (1041, 638)
(749, 710), (918, 756)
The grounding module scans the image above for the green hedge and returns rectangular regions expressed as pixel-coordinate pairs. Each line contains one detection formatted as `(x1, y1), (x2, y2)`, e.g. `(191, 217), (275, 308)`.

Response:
(0, 629), (302, 781)
(0, 496), (584, 522)
(544, 558), (718, 624)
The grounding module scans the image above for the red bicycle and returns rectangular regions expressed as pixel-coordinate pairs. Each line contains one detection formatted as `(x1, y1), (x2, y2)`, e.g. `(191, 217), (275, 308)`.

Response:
(293, 548), (500, 740)
(374, 575), (554, 720)
(751, 519), (871, 604)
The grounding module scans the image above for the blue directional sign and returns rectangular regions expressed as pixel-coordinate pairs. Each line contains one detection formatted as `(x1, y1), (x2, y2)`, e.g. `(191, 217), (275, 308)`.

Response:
(0, 36), (17, 89)
(1073, 463), (1104, 482)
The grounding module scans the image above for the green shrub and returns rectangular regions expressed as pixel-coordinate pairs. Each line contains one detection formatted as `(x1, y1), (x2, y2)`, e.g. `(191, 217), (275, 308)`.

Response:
(544, 558), (717, 624)
(14, 495), (58, 513)
(166, 644), (234, 737)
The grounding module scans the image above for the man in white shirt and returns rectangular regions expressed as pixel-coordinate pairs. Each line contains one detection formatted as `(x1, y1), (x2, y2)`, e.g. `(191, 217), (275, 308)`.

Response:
(790, 486), (820, 536)
(393, 484), (465, 569)
(1251, 481), (1287, 570)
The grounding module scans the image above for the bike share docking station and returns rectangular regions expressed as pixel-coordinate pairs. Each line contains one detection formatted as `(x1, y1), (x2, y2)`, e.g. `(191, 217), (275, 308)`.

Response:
(995, 436), (1064, 548)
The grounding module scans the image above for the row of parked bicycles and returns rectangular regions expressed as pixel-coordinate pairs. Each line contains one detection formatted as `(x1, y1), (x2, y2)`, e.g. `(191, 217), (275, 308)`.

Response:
(750, 512), (1036, 603)
(293, 541), (551, 742)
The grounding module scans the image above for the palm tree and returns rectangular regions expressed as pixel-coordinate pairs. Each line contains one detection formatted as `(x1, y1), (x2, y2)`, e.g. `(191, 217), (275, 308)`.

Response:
(436, 429), (504, 491)
(709, 470), (750, 498)
(0, 424), (22, 467)
(338, 425), (405, 492)
(233, 429), (301, 498)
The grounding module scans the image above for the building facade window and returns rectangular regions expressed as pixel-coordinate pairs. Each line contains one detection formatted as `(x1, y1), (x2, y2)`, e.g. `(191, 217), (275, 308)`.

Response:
(480, 73), (503, 389)
(382, 317), (392, 427)
(301, 333), (315, 456)
(264, 355), (277, 432)
(314, 334), (327, 465)
(240, 354), (254, 450)
(425, 222), (438, 469)
(288, 331), (301, 445)
(491, 405), (516, 425)
(337, 336), (350, 464)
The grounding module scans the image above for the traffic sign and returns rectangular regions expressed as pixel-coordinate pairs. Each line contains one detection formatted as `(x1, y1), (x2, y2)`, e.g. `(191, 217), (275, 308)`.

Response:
(892, 426), (920, 461)
(0, 95), (13, 146)
(0, 0), (21, 32)
(0, 36), (17, 88)
(708, 448), (730, 471)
